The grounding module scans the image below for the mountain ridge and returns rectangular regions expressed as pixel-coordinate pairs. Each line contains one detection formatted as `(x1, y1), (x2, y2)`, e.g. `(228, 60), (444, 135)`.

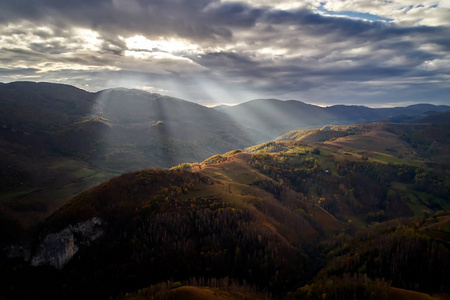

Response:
(1, 81), (449, 236)
(3, 121), (449, 299)
(4, 81), (448, 112)
(217, 98), (450, 143)
(0, 81), (252, 231)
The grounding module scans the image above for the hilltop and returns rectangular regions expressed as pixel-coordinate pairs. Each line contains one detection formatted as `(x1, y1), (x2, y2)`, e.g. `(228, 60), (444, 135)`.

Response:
(2, 121), (449, 299)
(2, 82), (449, 232)
(0, 82), (251, 230)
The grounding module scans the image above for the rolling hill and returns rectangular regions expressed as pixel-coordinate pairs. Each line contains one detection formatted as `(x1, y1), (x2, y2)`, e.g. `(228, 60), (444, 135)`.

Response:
(1, 82), (450, 299)
(0, 82), (252, 231)
(277, 121), (450, 166)
(2, 82), (449, 232)
(0, 82), (252, 172)
(218, 100), (450, 143)
(2, 121), (449, 300)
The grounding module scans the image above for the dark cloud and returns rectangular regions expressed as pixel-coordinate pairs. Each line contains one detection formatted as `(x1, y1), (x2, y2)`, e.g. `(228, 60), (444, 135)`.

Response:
(191, 51), (257, 69)
(263, 8), (449, 46)
(0, 0), (237, 40)
(263, 9), (382, 36)
(0, 67), (38, 76)
(205, 2), (263, 27)
(29, 41), (69, 54)
(0, 0), (449, 106)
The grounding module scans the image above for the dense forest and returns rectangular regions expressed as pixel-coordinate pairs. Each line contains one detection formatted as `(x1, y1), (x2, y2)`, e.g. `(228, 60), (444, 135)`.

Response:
(1, 121), (449, 300)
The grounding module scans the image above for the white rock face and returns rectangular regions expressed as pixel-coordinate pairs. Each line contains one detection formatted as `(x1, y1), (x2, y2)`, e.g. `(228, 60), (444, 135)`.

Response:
(31, 217), (103, 269)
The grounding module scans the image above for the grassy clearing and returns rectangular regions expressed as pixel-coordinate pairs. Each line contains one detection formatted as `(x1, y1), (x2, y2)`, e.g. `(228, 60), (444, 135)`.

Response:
(323, 123), (434, 167)
(178, 181), (257, 212)
(371, 153), (403, 164)
(407, 195), (428, 216)
(72, 167), (96, 179)
(310, 205), (343, 235)
(392, 185), (430, 216)
(370, 153), (424, 167)
(201, 153), (267, 186)
(402, 190), (447, 217)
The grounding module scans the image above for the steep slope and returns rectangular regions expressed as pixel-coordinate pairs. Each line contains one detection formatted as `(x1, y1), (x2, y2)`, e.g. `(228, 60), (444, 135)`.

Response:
(0, 81), (252, 173)
(299, 217), (450, 299)
(0, 81), (96, 132)
(0, 82), (252, 232)
(0, 82), (112, 234)
(218, 99), (336, 142)
(3, 82), (449, 233)
(244, 127), (450, 298)
(2, 122), (449, 300)
(85, 88), (253, 171)
(4, 163), (331, 299)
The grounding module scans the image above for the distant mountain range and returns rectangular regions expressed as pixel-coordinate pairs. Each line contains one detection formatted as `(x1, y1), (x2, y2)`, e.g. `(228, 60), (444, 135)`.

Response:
(0, 82), (251, 171)
(217, 99), (450, 142)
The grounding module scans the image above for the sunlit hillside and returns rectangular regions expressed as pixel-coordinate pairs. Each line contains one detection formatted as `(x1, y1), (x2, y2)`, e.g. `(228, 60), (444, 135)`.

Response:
(2, 121), (449, 300)
(0, 82), (252, 231)
(2, 82), (449, 234)
(2, 0), (450, 298)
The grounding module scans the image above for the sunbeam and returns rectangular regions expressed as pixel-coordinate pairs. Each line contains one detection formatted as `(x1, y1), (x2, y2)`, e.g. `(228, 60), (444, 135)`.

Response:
(1, 0), (450, 298)
(88, 82), (254, 172)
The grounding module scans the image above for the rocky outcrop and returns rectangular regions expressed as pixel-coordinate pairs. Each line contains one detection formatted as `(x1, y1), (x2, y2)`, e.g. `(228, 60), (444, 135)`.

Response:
(31, 217), (103, 269)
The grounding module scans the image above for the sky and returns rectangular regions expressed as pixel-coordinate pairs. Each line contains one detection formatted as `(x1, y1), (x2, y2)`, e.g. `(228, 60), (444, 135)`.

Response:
(0, 0), (449, 107)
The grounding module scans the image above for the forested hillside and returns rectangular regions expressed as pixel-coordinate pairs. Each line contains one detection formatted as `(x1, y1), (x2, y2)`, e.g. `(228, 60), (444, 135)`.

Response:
(2, 121), (449, 300)
(2, 82), (449, 234)
(0, 82), (251, 231)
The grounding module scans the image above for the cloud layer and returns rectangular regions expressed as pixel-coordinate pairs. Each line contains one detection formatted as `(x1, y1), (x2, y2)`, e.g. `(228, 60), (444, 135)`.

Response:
(0, 0), (449, 106)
